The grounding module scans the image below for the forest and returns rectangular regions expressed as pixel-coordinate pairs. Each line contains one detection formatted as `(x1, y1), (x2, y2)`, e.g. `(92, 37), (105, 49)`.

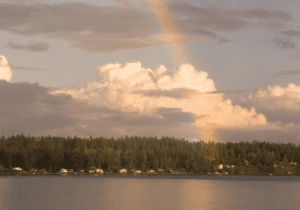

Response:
(1, 134), (300, 176)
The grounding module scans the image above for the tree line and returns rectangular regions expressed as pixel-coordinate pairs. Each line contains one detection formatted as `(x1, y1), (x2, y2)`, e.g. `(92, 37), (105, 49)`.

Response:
(1, 134), (300, 175)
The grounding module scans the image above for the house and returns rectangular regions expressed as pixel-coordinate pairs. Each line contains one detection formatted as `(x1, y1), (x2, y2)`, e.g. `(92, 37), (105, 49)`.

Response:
(225, 165), (230, 169)
(68, 169), (74, 173)
(89, 170), (95, 173)
(96, 169), (104, 174)
(79, 169), (85, 173)
(13, 167), (22, 171)
(231, 165), (235, 168)
(217, 164), (223, 170)
(157, 168), (164, 173)
(133, 170), (142, 174)
(119, 169), (127, 173)
(60, 169), (68, 173)
(146, 169), (156, 173)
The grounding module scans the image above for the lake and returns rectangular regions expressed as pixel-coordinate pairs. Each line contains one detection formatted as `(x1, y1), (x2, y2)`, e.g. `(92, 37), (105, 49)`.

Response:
(1, 175), (300, 210)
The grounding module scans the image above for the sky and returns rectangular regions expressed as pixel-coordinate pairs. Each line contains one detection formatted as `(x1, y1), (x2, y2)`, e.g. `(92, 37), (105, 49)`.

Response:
(0, 0), (299, 143)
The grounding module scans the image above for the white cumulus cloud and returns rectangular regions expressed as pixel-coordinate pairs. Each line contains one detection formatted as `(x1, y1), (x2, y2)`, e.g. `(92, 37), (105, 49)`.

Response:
(0, 55), (12, 82)
(235, 83), (300, 124)
(51, 62), (268, 142)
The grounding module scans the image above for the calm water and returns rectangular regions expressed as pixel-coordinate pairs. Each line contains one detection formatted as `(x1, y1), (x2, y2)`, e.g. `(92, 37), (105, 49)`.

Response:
(1, 175), (300, 210)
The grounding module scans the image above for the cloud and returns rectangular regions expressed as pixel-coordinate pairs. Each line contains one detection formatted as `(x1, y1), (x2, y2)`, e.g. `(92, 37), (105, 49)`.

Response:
(5, 40), (50, 52)
(218, 38), (231, 44)
(238, 8), (290, 19)
(0, 55), (12, 82)
(205, 89), (248, 94)
(0, 2), (158, 52)
(9, 65), (48, 71)
(113, 0), (136, 9)
(2, 61), (299, 142)
(2, 0), (39, 4)
(169, 3), (289, 33)
(288, 51), (300, 60)
(273, 38), (296, 49)
(216, 124), (300, 144)
(0, 80), (78, 136)
(233, 84), (300, 124)
(280, 29), (300, 36)
(191, 29), (217, 38)
(273, 69), (300, 76)
(51, 62), (270, 142)
(0, 2), (293, 52)
(132, 88), (198, 99)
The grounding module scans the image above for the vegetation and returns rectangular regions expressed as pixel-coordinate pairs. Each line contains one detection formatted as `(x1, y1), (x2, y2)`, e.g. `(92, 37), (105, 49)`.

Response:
(1, 134), (300, 176)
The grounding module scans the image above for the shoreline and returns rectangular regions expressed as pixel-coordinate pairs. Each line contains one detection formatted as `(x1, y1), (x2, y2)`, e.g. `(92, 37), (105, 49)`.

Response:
(1, 173), (300, 181)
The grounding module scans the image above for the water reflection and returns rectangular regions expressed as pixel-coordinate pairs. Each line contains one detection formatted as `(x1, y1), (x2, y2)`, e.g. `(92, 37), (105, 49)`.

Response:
(1, 176), (300, 210)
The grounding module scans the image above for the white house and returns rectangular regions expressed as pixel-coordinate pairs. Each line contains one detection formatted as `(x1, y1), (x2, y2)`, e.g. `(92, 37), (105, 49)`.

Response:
(60, 169), (68, 173)
(96, 169), (104, 174)
(13, 167), (22, 171)
(119, 169), (127, 173)
(157, 168), (164, 173)
(133, 170), (142, 174)
(217, 164), (223, 170)
(89, 170), (95, 173)
(146, 169), (156, 173)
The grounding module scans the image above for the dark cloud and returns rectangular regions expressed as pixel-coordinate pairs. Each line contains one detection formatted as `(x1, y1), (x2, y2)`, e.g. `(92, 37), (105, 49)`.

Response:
(155, 107), (198, 124)
(238, 8), (290, 19)
(206, 89), (248, 94)
(0, 2), (158, 52)
(273, 69), (300, 76)
(232, 92), (300, 124)
(132, 88), (198, 99)
(280, 29), (300, 36)
(169, 3), (290, 20)
(288, 51), (300, 60)
(113, 0), (136, 9)
(5, 40), (50, 52)
(0, 80), (78, 136)
(9, 65), (48, 71)
(169, 3), (289, 33)
(2, 0), (39, 4)
(0, 2), (292, 52)
(0, 80), (200, 139)
(218, 38), (231, 44)
(191, 29), (217, 37)
(217, 127), (299, 144)
(273, 38), (296, 49)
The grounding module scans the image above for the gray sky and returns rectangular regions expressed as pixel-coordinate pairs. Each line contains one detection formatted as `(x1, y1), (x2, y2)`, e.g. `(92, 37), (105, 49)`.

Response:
(0, 0), (299, 143)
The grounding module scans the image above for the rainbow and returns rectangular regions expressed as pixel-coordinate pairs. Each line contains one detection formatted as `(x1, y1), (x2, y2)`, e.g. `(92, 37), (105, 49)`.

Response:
(147, 0), (188, 68)
(148, 1), (220, 144)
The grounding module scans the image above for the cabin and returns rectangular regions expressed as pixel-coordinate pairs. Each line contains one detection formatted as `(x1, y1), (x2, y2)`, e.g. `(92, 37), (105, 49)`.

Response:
(60, 169), (68, 173)
(96, 169), (104, 174)
(13, 167), (22, 171)
(146, 169), (156, 174)
(119, 169), (127, 173)
(217, 164), (223, 170)
(157, 168), (164, 173)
